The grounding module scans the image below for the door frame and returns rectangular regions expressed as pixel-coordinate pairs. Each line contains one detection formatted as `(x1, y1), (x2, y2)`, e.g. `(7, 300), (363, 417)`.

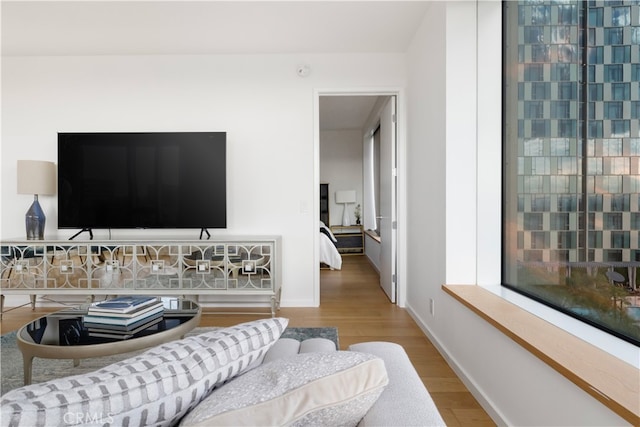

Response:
(314, 88), (406, 308)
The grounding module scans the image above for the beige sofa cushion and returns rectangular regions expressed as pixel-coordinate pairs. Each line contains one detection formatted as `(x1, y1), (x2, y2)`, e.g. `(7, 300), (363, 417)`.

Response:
(180, 351), (388, 427)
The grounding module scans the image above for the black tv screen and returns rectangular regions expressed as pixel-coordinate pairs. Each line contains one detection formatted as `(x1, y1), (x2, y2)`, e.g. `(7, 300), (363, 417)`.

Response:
(58, 132), (226, 230)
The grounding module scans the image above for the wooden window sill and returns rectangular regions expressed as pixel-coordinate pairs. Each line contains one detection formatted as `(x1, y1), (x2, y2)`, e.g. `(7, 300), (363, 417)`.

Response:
(364, 229), (381, 243)
(442, 284), (640, 426)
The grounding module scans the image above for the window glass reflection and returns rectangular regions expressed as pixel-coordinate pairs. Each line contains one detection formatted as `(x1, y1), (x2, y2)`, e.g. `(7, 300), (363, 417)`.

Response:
(503, 1), (640, 346)
(612, 6), (631, 26)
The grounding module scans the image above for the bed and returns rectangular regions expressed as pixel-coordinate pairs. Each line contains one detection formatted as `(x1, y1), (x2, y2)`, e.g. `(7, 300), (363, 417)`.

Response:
(319, 222), (342, 270)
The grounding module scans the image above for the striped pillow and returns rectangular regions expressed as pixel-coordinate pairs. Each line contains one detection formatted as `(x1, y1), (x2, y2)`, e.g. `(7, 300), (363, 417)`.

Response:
(0, 318), (288, 427)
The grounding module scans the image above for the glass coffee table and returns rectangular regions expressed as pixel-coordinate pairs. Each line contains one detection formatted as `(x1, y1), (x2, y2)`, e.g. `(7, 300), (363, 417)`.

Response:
(17, 298), (201, 385)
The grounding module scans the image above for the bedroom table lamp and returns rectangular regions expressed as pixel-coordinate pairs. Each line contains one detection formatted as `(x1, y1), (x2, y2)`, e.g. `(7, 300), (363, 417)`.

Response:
(17, 160), (56, 240)
(335, 190), (356, 227)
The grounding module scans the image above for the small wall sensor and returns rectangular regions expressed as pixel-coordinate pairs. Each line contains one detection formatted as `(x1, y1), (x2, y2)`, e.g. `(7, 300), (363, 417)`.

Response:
(296, 65), (311, 77)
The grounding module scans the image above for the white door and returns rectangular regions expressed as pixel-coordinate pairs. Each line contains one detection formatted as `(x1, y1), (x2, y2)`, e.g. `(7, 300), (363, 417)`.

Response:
(379, 96), (397, 302)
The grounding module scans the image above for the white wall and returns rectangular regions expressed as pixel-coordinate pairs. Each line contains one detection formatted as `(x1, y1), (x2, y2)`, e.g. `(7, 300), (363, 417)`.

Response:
(1, 52), (406, 307)
(319, 129), (363, 227)
(405, 2), (629, 426)
(406, 1), (447, 328)
(364, 233), (381, 273)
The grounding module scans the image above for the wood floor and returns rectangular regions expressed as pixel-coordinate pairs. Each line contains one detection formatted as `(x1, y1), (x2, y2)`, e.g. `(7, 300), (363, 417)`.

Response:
(0, 256), (495, 426)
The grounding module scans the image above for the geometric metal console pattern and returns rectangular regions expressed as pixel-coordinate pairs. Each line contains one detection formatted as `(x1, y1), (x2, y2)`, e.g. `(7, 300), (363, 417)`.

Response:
(0, 236), (281, 317)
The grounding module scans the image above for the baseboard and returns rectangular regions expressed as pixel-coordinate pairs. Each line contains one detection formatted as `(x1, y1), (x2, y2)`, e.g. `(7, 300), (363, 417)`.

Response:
(404, 302), (509, 427)
(364, 255), (380, 274)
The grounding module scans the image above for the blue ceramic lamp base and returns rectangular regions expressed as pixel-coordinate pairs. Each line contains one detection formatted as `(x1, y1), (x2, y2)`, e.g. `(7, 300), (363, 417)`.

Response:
(25, 195), (46, 240)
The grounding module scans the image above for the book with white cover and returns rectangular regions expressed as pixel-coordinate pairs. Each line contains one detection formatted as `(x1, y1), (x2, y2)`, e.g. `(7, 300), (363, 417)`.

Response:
(83, 305), (164, 326)
(88, 301), (164, 318)
(88, 296), (159, 314)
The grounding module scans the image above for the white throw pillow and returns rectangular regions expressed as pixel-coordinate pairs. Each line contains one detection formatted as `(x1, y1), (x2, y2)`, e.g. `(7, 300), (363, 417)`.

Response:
(0, 318), (288, 427)
(179, 351), (388, 427)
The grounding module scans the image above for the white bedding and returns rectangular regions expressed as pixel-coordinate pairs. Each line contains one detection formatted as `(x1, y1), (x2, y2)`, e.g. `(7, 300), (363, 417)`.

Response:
(319, 222), (342, 270)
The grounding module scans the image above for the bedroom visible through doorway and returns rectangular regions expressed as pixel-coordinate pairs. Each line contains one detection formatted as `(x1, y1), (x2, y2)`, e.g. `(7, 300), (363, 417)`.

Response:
(318, 94), (398, 304)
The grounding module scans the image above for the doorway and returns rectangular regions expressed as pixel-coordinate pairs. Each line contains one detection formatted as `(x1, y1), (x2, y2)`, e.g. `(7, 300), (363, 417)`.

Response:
(316, 91), (400, 305)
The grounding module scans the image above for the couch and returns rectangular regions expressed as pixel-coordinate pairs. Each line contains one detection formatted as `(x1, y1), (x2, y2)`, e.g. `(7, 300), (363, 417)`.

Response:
(1, 318), (446, 427)
(253, 337), (447, 427)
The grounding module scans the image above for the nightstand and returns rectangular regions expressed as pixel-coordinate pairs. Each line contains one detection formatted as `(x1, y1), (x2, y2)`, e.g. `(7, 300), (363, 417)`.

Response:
(330, 225), (364, 255)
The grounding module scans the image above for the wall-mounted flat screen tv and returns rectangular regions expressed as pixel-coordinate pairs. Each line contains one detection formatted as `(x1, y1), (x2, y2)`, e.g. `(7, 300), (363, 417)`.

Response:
(58, 132), (226, 231)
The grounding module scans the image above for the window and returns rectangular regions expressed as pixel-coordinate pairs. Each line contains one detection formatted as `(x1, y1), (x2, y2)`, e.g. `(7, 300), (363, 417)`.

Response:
(604, 212), (623, 230)
(524, 138), (544, 156)
(557, 5), (577, 25)
(557, 157), (577, 174)
(551, 213), (570, 230)
(588, 120), (603, 138)
(589, 8), (603, 26)
(551, 64), (571, 81)
(611, 83), (630, 100)
(589, 194), (603, 211)
(588, 158), (603, 175)
(525, 64), (544, 81)
(503, 1), (640, 346)
(611, 194), (630, 211)
(531, 5), (550, 24)
(602, 139), (623, 156)
(557, 82), (576, 99)
(531, 120), (550, 137)
(588, 83), (603, 101)
(551, 101), (571, 119)
(550, 138), (571, 156)
(589, 230), (603, 248)
(525, 101), (544, 118)
(524, 213), (544, 230)
(532, 45), (550, 62)
(604, 102), (623, 119)
(364, 125), (381, 235)
(531, 157), (550, 175)
(524, 26), (544, 44)
(558, 195), (577, 211)
(612, 6), (631, 26)
(557, 44), (577, 62)
(558, 120), (576, 137)
(611, 46), (630, 63)
(557, 231), (576, 249)
(604, 64), (623, 82)
(531, 195), (550, 212)
(604, 249), (623, 262)
(604, 27), (624, 45)
(531, 82), (551, 99)
(552, 26), (572, 44)
(588, 46), (603, 63)
(610, 120), (630, 137)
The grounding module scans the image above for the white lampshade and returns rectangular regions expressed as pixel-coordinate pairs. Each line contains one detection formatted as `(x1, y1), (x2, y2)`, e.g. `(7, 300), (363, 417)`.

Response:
(335, 190), (356, 204)
(17, 160), (56, 195)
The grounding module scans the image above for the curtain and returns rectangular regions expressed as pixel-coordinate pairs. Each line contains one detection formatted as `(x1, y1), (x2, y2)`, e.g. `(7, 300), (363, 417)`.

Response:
(363, 129), (378, 232)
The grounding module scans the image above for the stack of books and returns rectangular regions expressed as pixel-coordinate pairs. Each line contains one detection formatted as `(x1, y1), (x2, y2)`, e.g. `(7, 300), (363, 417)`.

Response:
(84, 296), (165, 339)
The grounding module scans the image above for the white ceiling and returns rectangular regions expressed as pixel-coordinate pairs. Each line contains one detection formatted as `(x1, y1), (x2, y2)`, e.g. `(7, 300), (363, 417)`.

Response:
(1, 1), (431, 56)
(1, 1), (429, 130)
(319, 95), (380, 131)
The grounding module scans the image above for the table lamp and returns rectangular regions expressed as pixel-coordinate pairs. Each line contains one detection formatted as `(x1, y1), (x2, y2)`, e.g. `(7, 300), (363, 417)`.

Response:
(17, 160), (56, 240)
(335, 190), (356, 227)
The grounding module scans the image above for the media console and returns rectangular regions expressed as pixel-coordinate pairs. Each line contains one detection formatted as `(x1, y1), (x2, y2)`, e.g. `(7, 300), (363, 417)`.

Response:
(0, 236), (281, 318)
